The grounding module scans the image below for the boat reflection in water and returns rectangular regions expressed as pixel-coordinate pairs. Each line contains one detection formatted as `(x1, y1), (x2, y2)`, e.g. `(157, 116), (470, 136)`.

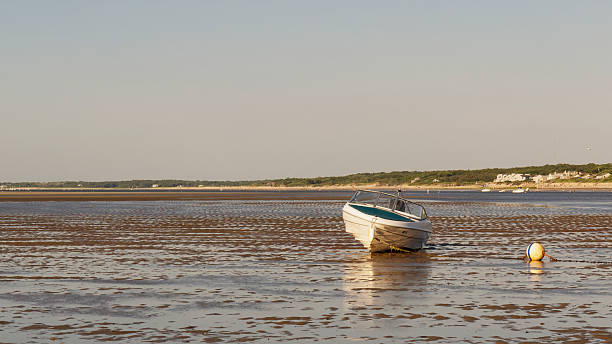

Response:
(343, 252), (431, 308)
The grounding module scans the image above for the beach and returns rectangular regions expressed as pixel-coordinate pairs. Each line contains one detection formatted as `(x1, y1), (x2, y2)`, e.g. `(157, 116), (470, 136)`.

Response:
(0, 191), (610, 342)
(0, 191), (352, 202)
(1, 180), (611, 197)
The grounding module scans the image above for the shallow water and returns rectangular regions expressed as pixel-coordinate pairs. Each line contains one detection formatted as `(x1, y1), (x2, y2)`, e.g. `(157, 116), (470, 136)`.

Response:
(0, 192), (610, 343)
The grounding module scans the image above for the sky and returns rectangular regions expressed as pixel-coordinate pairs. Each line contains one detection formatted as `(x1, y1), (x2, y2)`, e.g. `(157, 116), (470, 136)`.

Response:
(1, 1), (611, 182)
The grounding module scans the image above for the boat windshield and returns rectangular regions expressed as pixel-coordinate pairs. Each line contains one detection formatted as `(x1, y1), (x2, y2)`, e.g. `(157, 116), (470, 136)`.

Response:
(349, 190), (428, 220)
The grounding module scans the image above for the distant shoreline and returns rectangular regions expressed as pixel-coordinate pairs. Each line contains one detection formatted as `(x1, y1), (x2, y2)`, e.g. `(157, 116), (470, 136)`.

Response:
(1, 182), (612, 192)
(2, 163), (610, 190)
(0, 183), (610, 202)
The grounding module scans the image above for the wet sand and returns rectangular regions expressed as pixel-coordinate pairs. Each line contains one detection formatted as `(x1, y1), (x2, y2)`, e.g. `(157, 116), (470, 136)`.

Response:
(0, 193), (610, 342)
(0, 191), (353, 202)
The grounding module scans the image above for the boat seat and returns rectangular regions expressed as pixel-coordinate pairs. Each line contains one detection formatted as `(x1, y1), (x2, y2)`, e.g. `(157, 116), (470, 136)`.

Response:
(389, 199), (406, 212)
(396, 200), (406, 212)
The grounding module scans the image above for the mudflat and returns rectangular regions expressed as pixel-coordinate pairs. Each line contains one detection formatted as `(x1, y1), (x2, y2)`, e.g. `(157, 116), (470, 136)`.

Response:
(0, 191), (353, 202)
(0, 191), (610, 343)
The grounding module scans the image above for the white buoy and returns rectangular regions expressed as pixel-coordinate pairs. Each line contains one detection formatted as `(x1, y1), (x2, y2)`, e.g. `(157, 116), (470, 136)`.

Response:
(526, 242), (545, 261)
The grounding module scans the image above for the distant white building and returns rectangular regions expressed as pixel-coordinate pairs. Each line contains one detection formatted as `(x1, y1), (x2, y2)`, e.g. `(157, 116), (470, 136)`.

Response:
(494, 173), (529, 183)
(546, 171), (580, 180)
(152, 184), (159, 188)
(595, 173), (611, 180)
(532, 175), (545, 183)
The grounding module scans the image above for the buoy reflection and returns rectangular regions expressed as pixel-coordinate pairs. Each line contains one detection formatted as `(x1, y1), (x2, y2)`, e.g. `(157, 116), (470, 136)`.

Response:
(527, 260), (545, 282)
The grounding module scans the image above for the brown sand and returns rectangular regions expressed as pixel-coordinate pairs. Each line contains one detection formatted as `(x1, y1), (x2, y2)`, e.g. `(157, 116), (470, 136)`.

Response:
(0, 198), (609, 342)
(0, 191), (350, 202)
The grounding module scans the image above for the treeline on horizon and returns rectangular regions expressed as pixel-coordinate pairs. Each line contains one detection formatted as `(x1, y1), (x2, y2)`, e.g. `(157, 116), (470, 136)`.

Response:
(3, 163), (611, 188)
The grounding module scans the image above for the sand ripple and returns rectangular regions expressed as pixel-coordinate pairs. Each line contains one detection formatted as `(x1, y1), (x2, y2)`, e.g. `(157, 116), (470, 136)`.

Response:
(0, 197), (610, 343)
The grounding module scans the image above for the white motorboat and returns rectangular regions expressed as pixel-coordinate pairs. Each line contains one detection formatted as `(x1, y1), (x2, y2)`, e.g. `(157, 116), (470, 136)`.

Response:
(342, 190), (432, 252)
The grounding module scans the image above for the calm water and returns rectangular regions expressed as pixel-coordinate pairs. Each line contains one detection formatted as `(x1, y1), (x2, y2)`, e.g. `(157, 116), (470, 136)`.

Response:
(0, 191), (610, 343)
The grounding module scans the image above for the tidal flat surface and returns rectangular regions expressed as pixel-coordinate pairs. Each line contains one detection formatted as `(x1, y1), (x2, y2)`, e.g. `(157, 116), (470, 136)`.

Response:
(0, 191), (610, 343)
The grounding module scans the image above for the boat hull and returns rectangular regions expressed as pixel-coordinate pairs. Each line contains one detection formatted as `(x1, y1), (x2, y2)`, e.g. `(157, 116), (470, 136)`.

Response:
(342, 203), (432, 252)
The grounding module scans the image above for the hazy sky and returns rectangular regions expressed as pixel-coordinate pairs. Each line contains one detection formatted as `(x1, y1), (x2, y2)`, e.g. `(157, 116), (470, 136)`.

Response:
(1, 1), (611, 182)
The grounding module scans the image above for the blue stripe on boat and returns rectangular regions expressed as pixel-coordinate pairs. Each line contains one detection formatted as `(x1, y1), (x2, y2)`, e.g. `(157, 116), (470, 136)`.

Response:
(348, 204), (415, 222)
